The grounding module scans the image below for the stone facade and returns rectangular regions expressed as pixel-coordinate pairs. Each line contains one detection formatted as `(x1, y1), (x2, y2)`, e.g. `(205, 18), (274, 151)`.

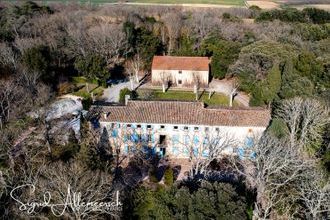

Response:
(151, 69), (209, 88)
(100, 121), (265, 158)
(96, 100), (271, 159)
(151, 56), (210, 88)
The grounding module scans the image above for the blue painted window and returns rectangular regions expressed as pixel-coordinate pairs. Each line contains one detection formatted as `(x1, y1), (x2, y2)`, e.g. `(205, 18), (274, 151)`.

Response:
(124, 145), (129, 154)
(213, 137), (220, 145)
(131, 133), (139, 142)
(183, 148), (189, 156)
(202, 149), (209, 157)
(172, 135), (179, 144)
(250, 152), (256, 160)
(123, 134), (128, 142)
(172, 146), (179, 155)
(193, 135), (199, 146)
(238, 147), (245, 160)
(142, 134), (148, 142)
(147, 134), (152, 142)
(203, 137), (209, 146)
(112, 129), (118, 138)
(193, 147), (198, 157)
(245, 137), (254, 148)
(184, 135), (190, 145)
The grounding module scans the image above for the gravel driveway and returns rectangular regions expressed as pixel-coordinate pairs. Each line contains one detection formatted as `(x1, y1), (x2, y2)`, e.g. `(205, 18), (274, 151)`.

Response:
(209, 79), (250, 107)
(101, 81), (133, 102)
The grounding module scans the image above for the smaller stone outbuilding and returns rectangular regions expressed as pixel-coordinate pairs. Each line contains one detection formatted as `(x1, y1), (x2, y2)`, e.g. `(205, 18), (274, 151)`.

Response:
(151, 56), (210, 88)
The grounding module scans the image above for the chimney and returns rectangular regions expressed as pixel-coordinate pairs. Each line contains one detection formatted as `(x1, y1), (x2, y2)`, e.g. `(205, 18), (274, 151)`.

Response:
(125, 95), (130, 105)
(103, 112), (107, 119)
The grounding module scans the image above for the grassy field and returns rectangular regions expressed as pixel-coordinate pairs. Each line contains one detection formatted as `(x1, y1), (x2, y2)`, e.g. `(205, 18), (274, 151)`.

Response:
(138, 89), (239, 107)
(12, 0), (245, 6)
(69, 76), (105, 99)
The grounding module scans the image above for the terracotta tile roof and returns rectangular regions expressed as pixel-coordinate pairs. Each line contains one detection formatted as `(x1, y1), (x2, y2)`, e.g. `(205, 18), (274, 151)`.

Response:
(97, 100), (271, 127)
(152, 56), (210, 71)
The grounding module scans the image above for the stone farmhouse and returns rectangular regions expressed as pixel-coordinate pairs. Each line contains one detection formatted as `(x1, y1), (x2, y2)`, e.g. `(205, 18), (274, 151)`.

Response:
(151, 56), (210, 88)
(97, 100), (271, 159)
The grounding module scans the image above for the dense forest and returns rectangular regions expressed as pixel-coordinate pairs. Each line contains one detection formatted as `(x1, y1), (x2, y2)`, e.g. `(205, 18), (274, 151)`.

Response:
(0, 1), (329, 219)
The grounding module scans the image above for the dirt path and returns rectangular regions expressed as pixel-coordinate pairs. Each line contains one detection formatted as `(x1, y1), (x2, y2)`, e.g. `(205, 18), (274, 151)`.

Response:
(104, 2), (246, 8)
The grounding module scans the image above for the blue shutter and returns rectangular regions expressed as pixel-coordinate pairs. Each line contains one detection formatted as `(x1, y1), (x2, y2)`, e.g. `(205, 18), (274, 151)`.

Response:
(183, 148), (189, 156)
(250, 152), (256, 160)
(172, 135), (179, 144)
(202, 149), (209, 157)
(124, 145), (129, 154)
(238, 147), (245, 160)
(112, 129), (118, 138)
(245, 137), (254, 148)
(172, 146), (179, 155)
(184, 135), (190, 145)
(193, 135), (199, 146)
(193, 147), (198, 157)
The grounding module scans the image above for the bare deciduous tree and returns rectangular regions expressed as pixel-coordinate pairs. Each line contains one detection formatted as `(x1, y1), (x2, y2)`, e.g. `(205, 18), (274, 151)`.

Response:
(275, 97), (330, 154)
(10, 160), (119, 219)
(87, 23), (128, 66)
(128, 52), (142, 83)
(235, 135), (314, 219)
(162, 13), (182, 55)
(229, 79), (239, 107)
(297, 168), (330, 219)
(0, 43), (18, 70)
(160, 71), (171, 93)
(192, 72), (201, 100)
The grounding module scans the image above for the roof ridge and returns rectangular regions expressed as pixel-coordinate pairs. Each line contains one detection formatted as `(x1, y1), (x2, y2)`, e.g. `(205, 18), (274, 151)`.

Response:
(128, 99), (203, 105)
(153, 55), (209, 58)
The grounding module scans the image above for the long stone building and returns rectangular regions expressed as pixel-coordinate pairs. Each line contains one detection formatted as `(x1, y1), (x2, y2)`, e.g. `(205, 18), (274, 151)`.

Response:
(97, 100), (271, 159)
(151, 56), (210, 88)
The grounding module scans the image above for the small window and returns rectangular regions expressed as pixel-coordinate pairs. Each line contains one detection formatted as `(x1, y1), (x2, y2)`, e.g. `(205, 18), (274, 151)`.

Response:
(160, 125), (165, 129)
(178, 80), (182, 84)
(127, 124), (131, 128)
(194, 127), (199, 131)
(215, 127), (219, 132)
(184, 126), (189, 131)
(137, 124), (141, 128)
(173, 126), (178, 130)
(147, 125), (152, 129)
(205, 127), (209, 132)
(178, 70), (182, 74)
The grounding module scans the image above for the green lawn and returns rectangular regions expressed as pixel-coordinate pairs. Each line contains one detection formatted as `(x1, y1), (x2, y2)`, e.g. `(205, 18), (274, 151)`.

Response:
(71, 76), (105, 99)
(137, 89), (239, 107)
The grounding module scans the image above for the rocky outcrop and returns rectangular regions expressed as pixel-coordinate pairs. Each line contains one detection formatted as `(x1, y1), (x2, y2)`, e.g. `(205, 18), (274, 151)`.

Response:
(45, 95), (83, 145)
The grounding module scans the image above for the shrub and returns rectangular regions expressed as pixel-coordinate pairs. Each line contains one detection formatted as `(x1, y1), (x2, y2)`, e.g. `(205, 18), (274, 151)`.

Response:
(268, 118), (288, 139)
(22, 45), (51, 79)
(119, 88), (138, 103)
(149, 167), (159, 183)
(82, 95), (92, 110)
(303, 8), (330, 24)
(164, 167), (174, 186)
(256, 7), (330, 24)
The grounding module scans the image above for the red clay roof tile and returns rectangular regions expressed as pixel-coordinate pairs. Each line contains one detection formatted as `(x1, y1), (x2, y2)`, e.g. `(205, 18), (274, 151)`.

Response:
(152, 56), (210, 71)
(98, 100), (271, 127)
